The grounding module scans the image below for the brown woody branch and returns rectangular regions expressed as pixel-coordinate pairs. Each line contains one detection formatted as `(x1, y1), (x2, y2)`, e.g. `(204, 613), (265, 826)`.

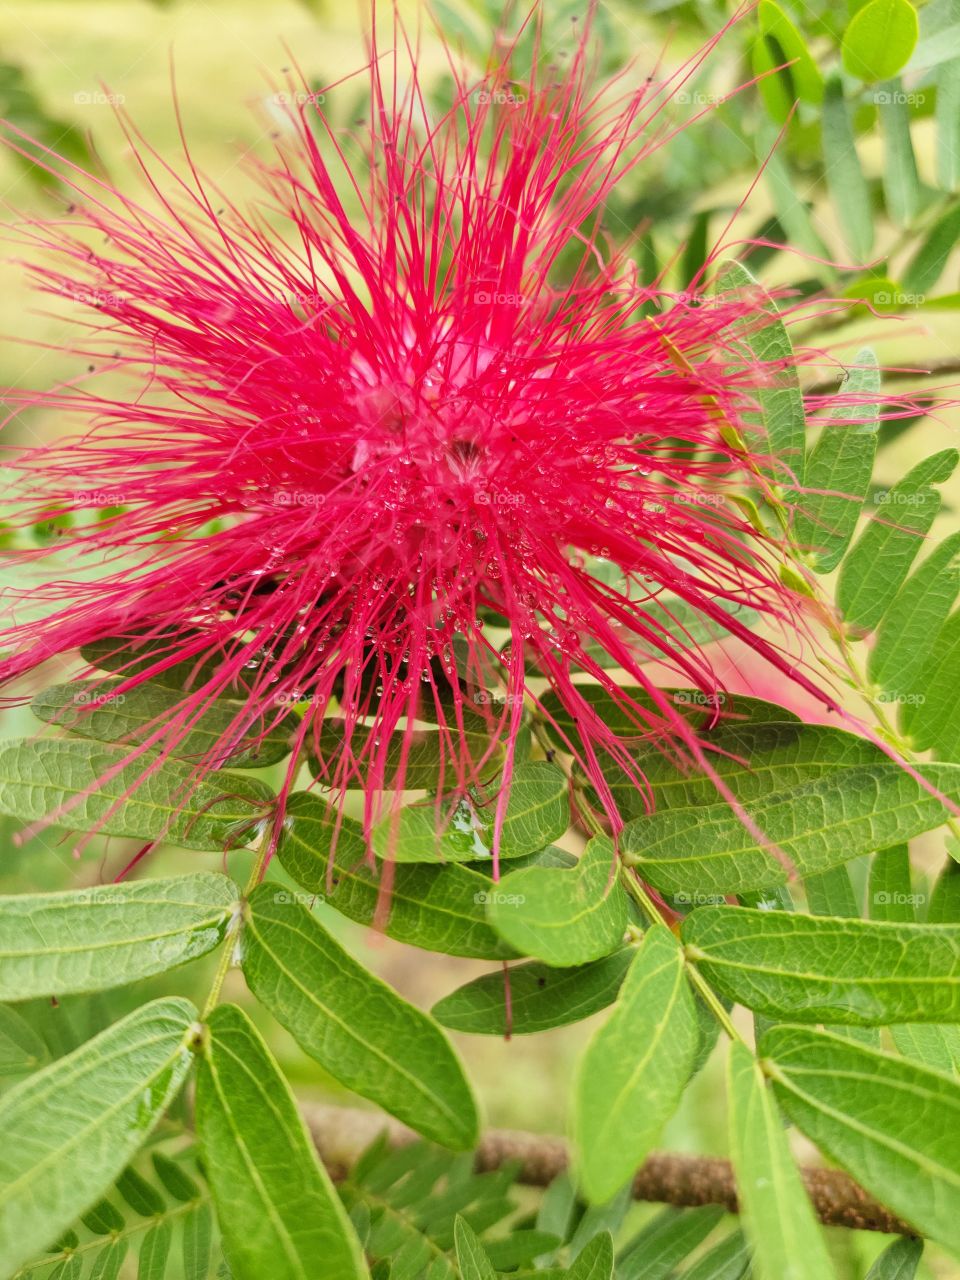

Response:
(302, 1103), (915, 1237)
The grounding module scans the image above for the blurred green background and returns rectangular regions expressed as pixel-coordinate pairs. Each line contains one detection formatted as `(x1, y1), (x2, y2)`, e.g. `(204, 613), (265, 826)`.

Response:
(2, 0), (960, 1275)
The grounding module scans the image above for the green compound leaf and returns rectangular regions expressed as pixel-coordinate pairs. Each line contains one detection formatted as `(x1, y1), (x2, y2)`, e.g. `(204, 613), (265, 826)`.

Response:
(727, 1042), (832, 1280)
(930, 857), (960, 924)
(88, 1240), (127, 1280)
(242, 884), (478, 1149)
(621, 762), (960, 895)
(804, 863), (860, 919)
(0, 997), (196, 1276)
(615, 1206), (725, 1280)
(0, 738), (273, 851)
(837, 449), (958, 633)
(31, 679), (292, 770)
(566, 1231), (615, 1280)
(755, 123), (831, 268)
(137, 1222), (173, 1280)
(603, 720), (880, 823)
(879, 81), (922, 226)
(588, 596), (761, 668)
(573, 926), (698, 1203)
(114, 1166), (166, 1216)
(793, 351), (880, 573)
(676, 1228), (751, 1279)
(541, 686), (800, 748)
(716, 259), (806, 487)
(761, 1025), (960, 1254)
(937, 58), (960, 191)
(821, 79), (874, 261)
(432, 948), (634, 1035)
(307, 718), (500, 790)
(901, 609), (960, 759)
(757, 0), (824, 106)
(865, 1236), (923, 1279)
(196, 1003), (368, 1280)
(81, 629), (237, 684)
(842, 0), (919, 81)
(868, 844), (916, 924)
(865, 846), (960, 1097)
(278, 792), (513, 960)
(684, 905), (960, 1024)
(0, 874), (237, 1001)
(486, 836), (629, 967)
(454, 1217), (497, 1280)
(181, 1201), (212, 1280)
(340, 1136), (521, 1277)
(371, 761), (568, 864)
(0, 1004), (49, 1077)
(868, 532), (960, 701)
(903, 205), (960, 295)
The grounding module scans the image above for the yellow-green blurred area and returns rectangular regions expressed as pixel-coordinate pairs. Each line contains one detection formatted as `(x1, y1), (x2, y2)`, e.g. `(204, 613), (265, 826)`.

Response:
(1, 2), (960, 1277)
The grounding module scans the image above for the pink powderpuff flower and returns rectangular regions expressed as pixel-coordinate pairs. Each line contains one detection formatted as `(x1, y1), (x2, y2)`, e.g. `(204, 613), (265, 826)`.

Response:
(0, 10), (862, 866)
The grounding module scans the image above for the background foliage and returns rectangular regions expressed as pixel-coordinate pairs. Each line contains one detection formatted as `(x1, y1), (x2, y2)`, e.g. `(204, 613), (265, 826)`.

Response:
(2, 0), (960, 1277)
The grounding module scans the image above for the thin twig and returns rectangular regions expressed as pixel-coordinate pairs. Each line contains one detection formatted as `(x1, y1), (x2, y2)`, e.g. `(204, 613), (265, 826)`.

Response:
(302, 1103), (915, 1237)
(804, 357), (960, 399)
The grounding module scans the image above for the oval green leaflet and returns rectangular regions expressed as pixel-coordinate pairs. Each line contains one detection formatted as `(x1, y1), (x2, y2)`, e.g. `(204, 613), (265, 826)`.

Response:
(727, 1041), (832, 1280)
(31, 679), (293, 770)
(486, 836), (629, 967)
(432, 949), (634, 1035)
(0, 998), (197, 1276)
(0, 739), (273, 851)
(683, 906), (960, 1024)
(842, 0), (919, 81)
(622, 763), (960, 895)
(0, 874), (238, 1000)
(370, 760), (569, 865)
(573, 926), (699, 1203)
(307, 717), (501, 790)
(241, 884), (478, 1149)
(277, 792), (514, 959)
(195, 1003), (368, 1280)
(761, 1025), (960, 1253)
